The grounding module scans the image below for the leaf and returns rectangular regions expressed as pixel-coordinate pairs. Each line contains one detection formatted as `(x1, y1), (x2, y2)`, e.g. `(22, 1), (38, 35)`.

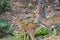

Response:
(0, 18), (7, 27)
(0, 0), (10, 13)
(25, 14), (31, 18)
(21, 19), (27, 24)
(33, 19), (39, 24)
(7, 24), (14, 33)
(34, 27), (48, 37)
(55, 25), (60, 33)
(11, 32), (24, 40)
(28, 3), (34, 8)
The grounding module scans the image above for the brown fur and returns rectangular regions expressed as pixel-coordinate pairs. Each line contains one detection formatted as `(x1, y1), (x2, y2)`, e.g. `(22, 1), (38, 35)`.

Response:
(34, 4), (60, 34)
(12, 17), (36, 40)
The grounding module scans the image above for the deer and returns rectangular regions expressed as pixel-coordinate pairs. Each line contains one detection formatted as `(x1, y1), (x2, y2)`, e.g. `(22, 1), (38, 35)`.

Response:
(12, 16), (36, 40)
(34, 0), (60, 35)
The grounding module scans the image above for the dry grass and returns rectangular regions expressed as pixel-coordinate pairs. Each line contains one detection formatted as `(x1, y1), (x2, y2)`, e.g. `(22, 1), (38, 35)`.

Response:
(43, 35), (60, 40)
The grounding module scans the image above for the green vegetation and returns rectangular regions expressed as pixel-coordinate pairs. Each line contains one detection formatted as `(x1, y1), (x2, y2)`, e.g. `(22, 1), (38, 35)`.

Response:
(0, 18), (7, 27)
(34, 27), (48, 37)
(11, 26), (49, 40)
(55, 25), (60, 33)
(0, 18), (14, 38)
(28, 3), (34, 9)
(0, 0), (10, 13)
(11, 32), (24, 40)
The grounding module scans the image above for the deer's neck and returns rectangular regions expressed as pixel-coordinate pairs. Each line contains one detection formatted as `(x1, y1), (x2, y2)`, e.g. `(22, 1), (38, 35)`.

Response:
(35, 0), (46, 21)
(35, 6), (46, 22)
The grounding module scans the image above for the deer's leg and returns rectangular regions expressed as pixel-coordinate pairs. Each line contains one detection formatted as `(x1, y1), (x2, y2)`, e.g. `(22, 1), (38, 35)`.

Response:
(48, 25), (57, 35)
(29, 32), (35, 40)
(22, 30), (26, 40)
(47, 26), (52, 36)
(51, 25), (57, 35)
(24, 32), (26, 40)
(28, 30), (36, 40)
(26, 33), (30, 40)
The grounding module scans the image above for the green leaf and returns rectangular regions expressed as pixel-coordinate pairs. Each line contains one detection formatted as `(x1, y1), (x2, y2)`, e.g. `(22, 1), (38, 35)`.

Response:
(7, 24), (14, 33)
(0, 0), (10, 13)
(56, 25), (60, 33)
(28, 3), (34, 8)
(11, 32), (24, 40)
(0, 18), (7, 27)
(34, 27), (48, 37)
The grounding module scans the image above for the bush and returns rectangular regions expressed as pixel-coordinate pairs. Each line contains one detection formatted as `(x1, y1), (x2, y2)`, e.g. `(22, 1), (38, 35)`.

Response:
(11, 32), (24, 40)
(55, 24), (60, 33)
(0, 18), (14, 38)
(0, 0), (10, 13)
(34, 27), (48, 37)
(0, 18), (7, 27)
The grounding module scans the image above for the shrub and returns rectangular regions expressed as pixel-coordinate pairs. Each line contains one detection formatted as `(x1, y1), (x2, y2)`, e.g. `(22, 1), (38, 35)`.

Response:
(0, 18), (14, 38)
(55, 24), (60, 33)
(34, 27), (48, 37)
(0, 0), (10, 13)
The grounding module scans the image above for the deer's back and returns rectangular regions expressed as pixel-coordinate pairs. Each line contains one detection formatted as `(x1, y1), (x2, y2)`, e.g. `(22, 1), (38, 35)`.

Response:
(41, 14), (60, 28)
(22, 22), (36, 31)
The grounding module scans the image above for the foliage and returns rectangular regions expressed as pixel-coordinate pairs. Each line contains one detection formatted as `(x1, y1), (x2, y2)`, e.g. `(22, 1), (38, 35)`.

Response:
(11, 32), (24, 40)
(11, 26), (48, 40)
(6, 24), (14, 38)
(33, 19), (40, 26)
(55, 24), (60, 33)
(0, 19), (14, 38)
(20, 5), (27, 8)
(0, 18), (7, 27)
(21, 19), (27, 24)
(11, 32), (31, 40)
(20, 3), (34, 9)
(0, 18), (8, 38)
(7, 24), (14, 33)
(34, 26), (48, 37)
(21, 14), (31, 24)
(0, 0), (10, 13)
(28, 3), (34, 9)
